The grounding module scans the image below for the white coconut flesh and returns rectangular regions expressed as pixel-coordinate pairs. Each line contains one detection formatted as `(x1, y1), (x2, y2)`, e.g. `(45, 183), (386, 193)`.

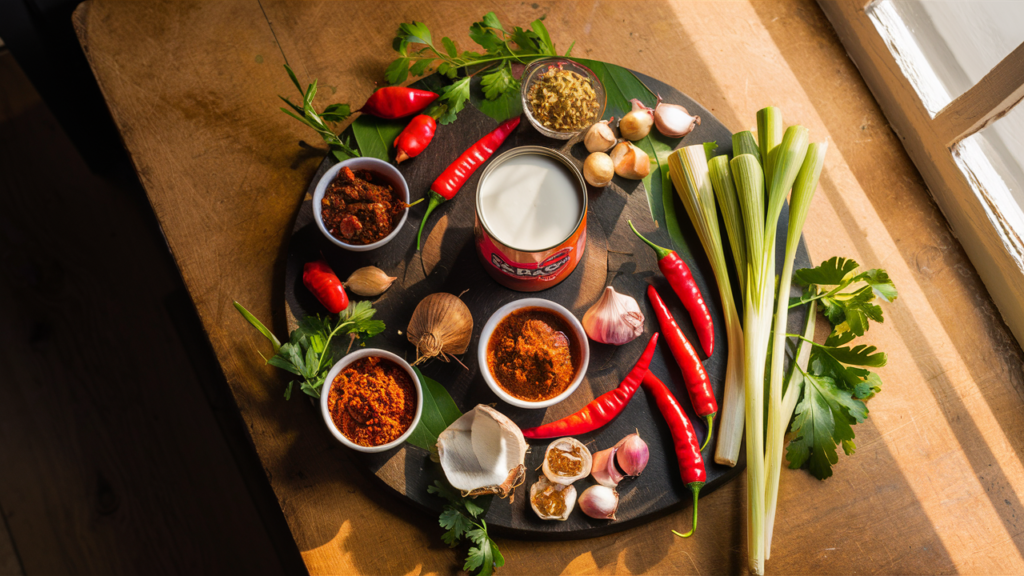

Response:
(530, 476), (577, 521)
(437, 404), (527, 498)
(542, 437), (593, 485)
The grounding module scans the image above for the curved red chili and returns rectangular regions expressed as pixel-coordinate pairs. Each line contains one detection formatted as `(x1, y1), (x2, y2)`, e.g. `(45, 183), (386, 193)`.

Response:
(642, 371), (706, 538)
(647, 285), (717, 450)
(360, 87), (438, 119)
(302, 260), (349, 314)
(629, 221), (714, 357)
(394, 114), (436, 164)
(415, 116), (520, 249)
(521, 332), (659, 439)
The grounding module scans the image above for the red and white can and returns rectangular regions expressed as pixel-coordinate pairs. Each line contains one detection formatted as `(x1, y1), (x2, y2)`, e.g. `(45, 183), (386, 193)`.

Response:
(474, 146), (588, 292)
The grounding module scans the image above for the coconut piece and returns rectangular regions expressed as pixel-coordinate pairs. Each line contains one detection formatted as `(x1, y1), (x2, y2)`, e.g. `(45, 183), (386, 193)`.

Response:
(437, 405), (527, 499)
(542, 437), (593, 485)
(530, 476), (577, 521)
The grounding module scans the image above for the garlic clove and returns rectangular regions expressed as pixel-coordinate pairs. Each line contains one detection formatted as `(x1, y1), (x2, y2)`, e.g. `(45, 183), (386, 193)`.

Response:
(583, 152), (614, 188)
(609, 142), (650, 180)
(344, 266), (397, 297)
(618, 99), (654, 141)
(653, 95), (701, 138)
(584, 118), (617, 153)
(542, 437), (593, 485)
(591, 446), (624, 488)
(530, 476), (577, 521)
(614, 432), (650, 477)
(582, 286), (645, 345)
(579, 485), (619, 520)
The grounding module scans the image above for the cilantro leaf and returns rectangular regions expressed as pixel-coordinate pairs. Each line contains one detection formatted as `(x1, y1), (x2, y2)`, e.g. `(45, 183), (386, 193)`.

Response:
(438, 77), (471, 124)
(439, 507), (473, 546)
(464, 498), (485, 518)
(529, 19), (556, 55)
(795, 256), (860, 286)
(788, 372), (867, 479)
(480, 65), (518, 100)
(853, 268), (898, 302)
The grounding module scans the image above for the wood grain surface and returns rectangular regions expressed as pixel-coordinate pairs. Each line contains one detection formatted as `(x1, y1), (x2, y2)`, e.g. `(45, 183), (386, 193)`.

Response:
(73, 1), (1024, 573)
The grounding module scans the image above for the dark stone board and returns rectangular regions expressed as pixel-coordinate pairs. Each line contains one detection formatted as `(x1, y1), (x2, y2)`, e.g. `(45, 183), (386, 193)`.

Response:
(284, 68), (810, 540)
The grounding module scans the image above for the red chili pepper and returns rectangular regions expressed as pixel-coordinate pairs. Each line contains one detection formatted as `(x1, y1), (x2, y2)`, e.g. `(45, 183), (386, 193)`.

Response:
(302, 260), (349, 314)
(647, 285), (717, 450)
(642, 371), (706, 538)
(629, 221), (714, 357)
(415, 117), (520, 249)
(393, 104), (446, 164)
(521, 332), (659, 439)
(359, 87), (438, 119)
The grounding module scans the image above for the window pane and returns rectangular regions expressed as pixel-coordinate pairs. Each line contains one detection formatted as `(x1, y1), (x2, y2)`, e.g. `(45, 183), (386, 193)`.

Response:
(868, 0), (1024, 115)
(952, 104), (1024, 268)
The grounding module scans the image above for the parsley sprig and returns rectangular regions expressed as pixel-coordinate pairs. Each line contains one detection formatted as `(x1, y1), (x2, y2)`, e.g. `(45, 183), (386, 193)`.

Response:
(428, 481), (504, 576)
(784, 257), (898, 479)
(388, 12), (571, 124)
(234, 300), (384, 399)
(278, 64), (360, 161)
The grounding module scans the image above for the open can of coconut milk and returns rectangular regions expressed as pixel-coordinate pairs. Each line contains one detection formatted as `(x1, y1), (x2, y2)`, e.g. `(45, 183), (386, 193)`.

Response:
(474, 146), (588, 292)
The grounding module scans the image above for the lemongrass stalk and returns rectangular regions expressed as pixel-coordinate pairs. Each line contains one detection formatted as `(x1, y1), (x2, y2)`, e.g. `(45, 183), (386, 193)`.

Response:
(757, 107), (783, 187)
(708, 155), (747, 296)
(764, 142), (827, 559)
(730, 153), (769, 576)
(733, 131), (761, 164)
(667, 146), (745, 468)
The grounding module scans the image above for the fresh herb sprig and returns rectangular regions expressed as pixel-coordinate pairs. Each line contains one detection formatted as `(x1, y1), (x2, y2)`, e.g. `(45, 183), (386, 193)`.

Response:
(234, 300), (384, 399)
(428, 481), (503, 576)
(785, 258), (898, 479)
(389, 12), (572, 124)
(278, 64), (361, 161)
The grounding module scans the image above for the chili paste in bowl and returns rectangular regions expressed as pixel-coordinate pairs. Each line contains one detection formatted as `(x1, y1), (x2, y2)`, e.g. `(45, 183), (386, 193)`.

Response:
(313, 157), (409, 252)
(478, 298), (590, 409)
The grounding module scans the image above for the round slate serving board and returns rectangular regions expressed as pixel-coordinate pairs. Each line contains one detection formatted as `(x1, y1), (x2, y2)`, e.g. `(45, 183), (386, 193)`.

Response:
(285, 68), (810, 540)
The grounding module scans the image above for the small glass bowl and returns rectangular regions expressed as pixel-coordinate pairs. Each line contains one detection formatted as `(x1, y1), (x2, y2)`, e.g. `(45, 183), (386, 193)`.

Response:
(520, 58), (606, 140)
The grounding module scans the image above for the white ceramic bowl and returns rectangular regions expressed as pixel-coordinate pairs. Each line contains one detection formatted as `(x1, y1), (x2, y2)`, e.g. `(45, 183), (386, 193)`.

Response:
(313, 157), (410, 252)
(320, 348), (423, 453)
(477, 298), (590, 409)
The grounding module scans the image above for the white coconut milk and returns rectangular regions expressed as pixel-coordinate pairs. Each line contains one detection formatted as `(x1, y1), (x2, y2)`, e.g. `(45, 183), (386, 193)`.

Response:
(479, 153), (584, 251)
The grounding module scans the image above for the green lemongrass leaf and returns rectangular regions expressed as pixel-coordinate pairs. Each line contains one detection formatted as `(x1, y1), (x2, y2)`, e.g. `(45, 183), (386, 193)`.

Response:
(730, 154), (765, 286)
(732, 131), (761, 165)
(703, 141), (719, 160)
(764, 125), (809, 245)
(284, 64), (303, 96)
(708, 154), (747, 296)
(756, 106), (783, 185)
(321, 103), (351, 123)
(564, 40), (575, 56)
(279, 95), (305, 116)
(405, 367), (463, 452)
(234, 301), (281, 351)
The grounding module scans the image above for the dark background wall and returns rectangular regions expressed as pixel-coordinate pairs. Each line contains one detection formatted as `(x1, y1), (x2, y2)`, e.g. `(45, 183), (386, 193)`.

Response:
(0, 1), (305, 573)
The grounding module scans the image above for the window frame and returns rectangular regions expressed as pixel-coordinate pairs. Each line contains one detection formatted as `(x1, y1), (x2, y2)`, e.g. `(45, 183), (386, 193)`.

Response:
(819, 0), (1024, 345)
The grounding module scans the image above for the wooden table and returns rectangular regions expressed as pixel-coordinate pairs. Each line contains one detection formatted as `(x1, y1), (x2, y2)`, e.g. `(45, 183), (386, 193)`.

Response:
(73, 1), (1024, 573)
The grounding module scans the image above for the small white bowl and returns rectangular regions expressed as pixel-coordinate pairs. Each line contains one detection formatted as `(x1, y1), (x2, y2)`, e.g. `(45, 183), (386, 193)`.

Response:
(477, 298), (590, 409)
(313, 157), (410, 252)
(320, 348), (423, 453)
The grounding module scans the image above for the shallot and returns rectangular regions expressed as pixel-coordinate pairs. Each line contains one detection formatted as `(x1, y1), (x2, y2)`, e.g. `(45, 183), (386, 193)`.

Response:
(653, 95), (701, 138)
(619, 99), (654, 141)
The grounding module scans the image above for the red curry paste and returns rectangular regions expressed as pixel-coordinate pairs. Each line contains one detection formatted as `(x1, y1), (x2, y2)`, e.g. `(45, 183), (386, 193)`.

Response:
(326, 356), (416, 446)
(321, 167), (407, 244)
(486, 307), (580, 401)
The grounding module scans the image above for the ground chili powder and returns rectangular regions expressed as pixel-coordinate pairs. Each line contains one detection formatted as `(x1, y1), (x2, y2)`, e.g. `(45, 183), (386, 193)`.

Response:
(326, 356), (416, 446)
(486, 307), (580, 401)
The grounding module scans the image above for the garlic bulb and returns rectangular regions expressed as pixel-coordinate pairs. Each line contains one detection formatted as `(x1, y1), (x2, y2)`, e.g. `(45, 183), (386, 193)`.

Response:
(407, 293), (473, 365)
(579, 485), (619, 520)
(614, 432), (650, 477)
(530, 477), (577, 521)
(583, 152), (614, 187)
(591, 446), (624, 488)
(344, 266), (397, 297)
(609, 142), (650, 180)
(584, 118), (616, 152)
(582, 286), (645, 345)
(619, 99), (654, 141)
(653, 95), (701, 138)
(437, 405), (527, 499)
(542, 437), (593, 485)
